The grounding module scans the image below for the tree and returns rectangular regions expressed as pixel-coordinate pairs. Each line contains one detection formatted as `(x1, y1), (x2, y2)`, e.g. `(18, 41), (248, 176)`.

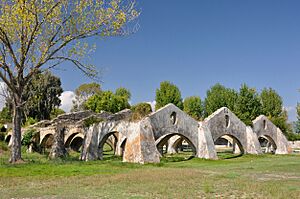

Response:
(260, 87), (292, 136)
(155, 81), (183, 110)
(72, 82), (101, 112)
(115, 87), (131, 101)
(204, 83), (238, 116)
(260, 88), (283, 117)
(0, 0), (139, 162)
(23, 71), (63, 121)
(85, 90), (130, 113)
(234, 84), (262, 126)
(50, 108), (65, 119)
(183, 96), (204, 120)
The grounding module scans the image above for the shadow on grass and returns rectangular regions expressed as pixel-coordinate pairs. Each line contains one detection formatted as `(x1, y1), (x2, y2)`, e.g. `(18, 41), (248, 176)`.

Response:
(217, 151), (243, 160)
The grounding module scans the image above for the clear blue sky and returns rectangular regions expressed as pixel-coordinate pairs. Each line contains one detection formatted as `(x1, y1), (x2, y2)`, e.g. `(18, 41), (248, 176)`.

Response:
(55, 0), (300, 121)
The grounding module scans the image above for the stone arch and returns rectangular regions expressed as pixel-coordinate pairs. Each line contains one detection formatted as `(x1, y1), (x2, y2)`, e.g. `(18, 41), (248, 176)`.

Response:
(253, 115), (290, 154)
(214, 134), (244, 154)
(155, 133), (197, 157)
(148, 104), (200, 155)
(65, 132), (79, 148)
(98, 131), (119, 160)
(105, 132), (118, 152)
(167, 135), (184, 154)
(204, 107), (261, 155)
(40, 133), (54, 150)
(70, 136), (84, 152)
(258, 135), (277, 154)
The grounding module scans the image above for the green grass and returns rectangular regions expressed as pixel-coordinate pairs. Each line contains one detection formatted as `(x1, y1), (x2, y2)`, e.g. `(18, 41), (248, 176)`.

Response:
(0, 142), (300, 199)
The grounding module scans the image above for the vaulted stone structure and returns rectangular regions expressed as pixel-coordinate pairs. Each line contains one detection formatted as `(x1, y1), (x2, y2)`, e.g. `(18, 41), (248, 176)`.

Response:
(252, 115), (291, 154)
(148, 104), (217, 160)
(203, 107), (262, 155)
(10, 103), (292, 164)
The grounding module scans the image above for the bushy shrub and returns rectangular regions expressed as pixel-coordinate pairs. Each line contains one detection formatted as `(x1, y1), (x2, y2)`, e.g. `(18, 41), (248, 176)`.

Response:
(131, 103), (152, 121)
(83, 116), (104, 128)
(287, 133), (300, 141)
(21, 129), (37, 147)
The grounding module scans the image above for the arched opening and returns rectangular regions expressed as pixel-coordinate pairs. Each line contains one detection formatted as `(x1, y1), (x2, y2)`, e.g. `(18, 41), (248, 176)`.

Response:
(65, 133), (79, 148)
(170, 112), (177, 125)
(40, 134), (54, 154)
(98, 132), (121, 160)
(70, 137), (83, 152)
(5, 135), (11, 143)
(258, 135), (277, 154)
(214, 135), (244, 159)
(225, 115), (230, 128)
(156, 133), (196, 162)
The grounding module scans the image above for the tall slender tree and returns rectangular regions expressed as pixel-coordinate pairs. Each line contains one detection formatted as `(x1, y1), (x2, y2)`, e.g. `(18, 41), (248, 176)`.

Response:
(234, 84), (262, 126)
(72, 82), (101, 112)
(0, 0), (139, 162)
(155, 81), (183, 110)
(204, 83), (238, 116)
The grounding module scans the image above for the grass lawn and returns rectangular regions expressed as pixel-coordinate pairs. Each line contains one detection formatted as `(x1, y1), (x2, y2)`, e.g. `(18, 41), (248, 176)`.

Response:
(0, 142), (300, 199)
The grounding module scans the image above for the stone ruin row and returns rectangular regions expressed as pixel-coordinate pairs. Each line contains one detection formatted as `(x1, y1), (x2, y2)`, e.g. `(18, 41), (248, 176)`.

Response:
(5, 104), (292, 164)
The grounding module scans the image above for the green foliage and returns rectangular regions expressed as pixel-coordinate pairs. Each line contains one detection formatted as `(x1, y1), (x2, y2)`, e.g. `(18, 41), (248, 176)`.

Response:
(21, 129), (37, 147)
(131, 103), (152, 121)
(204, 83), (238, 116)
(85, 90), (130, 114)
(22, 71), (63, 121)
(83, 116), (105, 128)
(115, 87), (131, 101)
(50, 108), (66, 119)
(72, 82), (101, 112)
(234, 84), (262, 126)
(260, 88), (283, 117)
(155, 81), (183, 110)
(183, 96), (204, 120)
(286, 132), (300, 141)
(24, 117), (38, 127)
(0, 107), (12, 123)
(269, 110), (292, 136)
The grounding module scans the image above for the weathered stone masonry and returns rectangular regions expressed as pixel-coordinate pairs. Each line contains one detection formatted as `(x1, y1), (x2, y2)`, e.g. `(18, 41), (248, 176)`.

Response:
(6, 104), (292, 164)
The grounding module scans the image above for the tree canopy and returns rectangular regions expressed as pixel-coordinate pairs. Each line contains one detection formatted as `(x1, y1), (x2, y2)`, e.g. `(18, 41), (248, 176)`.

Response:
(72, 82), (101, 112)
(204, 83), (238, 116)
(23, 71), (63, 121)
(260, 88), (283, 118)
(234, 84), (262, 126)
(85, 88), (131, 113)
(155, 81), (183, 110)
(183, 96), (204, 120)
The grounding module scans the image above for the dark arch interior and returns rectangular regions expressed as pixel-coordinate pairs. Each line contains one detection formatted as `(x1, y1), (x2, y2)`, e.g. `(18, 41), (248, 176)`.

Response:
(214, 135), (244, 159)
(40, 134), (54, 153)
(259, 135), (277, 154)
(65, 133), (79, 148)
(156, 133), (196, 162)
(70, 137), (83, 152)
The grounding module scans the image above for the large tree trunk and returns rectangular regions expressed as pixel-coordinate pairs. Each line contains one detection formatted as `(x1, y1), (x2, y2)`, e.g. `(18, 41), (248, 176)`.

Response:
(9, 99), (23, 163)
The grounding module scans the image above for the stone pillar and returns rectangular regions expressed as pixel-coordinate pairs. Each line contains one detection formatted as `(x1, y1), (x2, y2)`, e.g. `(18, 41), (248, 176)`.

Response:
(233, 140), (241, 154)
(196, 122), (218, 160)
(123, 118), (160, 164)
(49, 124), (68, 159)
(167, 135), (182, 154)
